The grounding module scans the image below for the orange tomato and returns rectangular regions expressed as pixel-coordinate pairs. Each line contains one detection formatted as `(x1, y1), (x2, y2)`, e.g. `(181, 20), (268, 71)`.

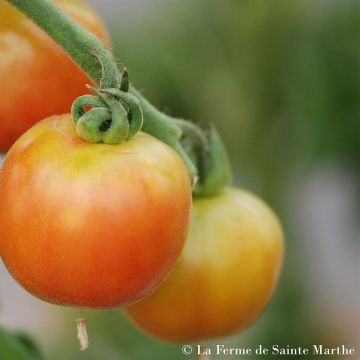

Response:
(0, 0), (109, 152)
(126, 188), (284, 342)
(0, 114), (192, 308)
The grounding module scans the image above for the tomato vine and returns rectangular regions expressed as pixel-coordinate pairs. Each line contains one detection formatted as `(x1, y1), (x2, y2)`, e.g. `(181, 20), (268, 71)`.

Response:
(6, 0), (231, 198)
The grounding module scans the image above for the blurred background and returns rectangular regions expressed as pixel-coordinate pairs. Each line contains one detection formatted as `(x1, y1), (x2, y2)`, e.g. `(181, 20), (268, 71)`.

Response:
(0, 0), (359, 359)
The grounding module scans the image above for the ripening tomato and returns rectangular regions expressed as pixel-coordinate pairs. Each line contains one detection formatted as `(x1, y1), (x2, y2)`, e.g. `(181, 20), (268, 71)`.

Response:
(0, 0), (109, 152)
(126, 188), (284, 342)
(0, 114), (192, 308)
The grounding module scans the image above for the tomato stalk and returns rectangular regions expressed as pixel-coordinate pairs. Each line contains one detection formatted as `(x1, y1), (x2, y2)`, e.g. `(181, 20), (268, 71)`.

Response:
(6, 0), (118, 88)
(6, 0), (231, 197)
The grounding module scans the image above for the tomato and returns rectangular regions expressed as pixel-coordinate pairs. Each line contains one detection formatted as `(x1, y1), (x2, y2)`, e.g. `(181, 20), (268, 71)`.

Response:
(126, 188), (284, 342)
(0, 114), (192, 308)
(0, 0), (109, 152)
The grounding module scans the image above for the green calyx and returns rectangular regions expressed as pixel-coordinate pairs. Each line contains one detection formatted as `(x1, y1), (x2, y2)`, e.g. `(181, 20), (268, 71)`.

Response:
(71, 71), (143, 145)
(192, 125), (232, 197)
(7, 0), (232, 197)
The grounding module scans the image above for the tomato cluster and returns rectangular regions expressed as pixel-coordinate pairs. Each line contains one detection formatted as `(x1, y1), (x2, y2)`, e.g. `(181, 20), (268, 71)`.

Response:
(0, 0), (191, 310)
(0, 0), (284, 348)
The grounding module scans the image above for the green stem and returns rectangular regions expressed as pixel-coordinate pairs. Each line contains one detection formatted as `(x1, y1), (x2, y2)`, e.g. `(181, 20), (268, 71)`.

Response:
(130, 87), (198, 180)
(7, 0), (119, 89)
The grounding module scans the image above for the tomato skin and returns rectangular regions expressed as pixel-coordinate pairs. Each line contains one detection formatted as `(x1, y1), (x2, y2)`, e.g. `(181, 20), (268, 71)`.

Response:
(0, 114), (192, 309)
(126, 188), (284, 342)
(0, 0), (109, 152)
